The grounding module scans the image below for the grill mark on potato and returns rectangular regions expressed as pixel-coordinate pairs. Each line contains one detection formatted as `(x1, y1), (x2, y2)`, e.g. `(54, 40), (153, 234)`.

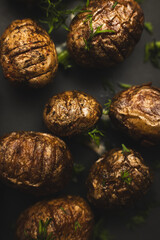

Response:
(9, 43), (49, 59)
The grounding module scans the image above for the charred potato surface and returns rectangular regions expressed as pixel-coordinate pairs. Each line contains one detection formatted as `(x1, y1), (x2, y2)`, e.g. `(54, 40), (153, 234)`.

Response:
(67, 0), (144, 68)
(0, 19), (58, 87)
(43, 91), (102, 137)
(0, 131), (72, 195)
(16, 195), (94, 240)
(109, 84), (160, 146)
(86, 149), (152, 209)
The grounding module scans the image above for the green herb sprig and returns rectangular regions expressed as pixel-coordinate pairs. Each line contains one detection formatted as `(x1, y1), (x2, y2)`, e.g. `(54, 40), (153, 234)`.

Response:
(25, 218), (55, 240)
(40, 0), (82, 34)
(103, 99), (112, 115)
(122, 144), (130, 155)
(88, 127), (104, 147)
(118, 82), (132, 89)
(112, 1), (118, 9)
(145, 40), (160, 68)
(121, 170), (132, 185)
(144, 22), (153, 34)
(58, 50), (72, 69)
(74, 221), (81, 231)
(83, 15), (115, 50)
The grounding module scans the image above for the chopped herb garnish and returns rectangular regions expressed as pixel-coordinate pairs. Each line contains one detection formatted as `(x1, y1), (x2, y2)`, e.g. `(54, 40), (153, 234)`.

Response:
(122, 144), (130, 155)
(118, 82), (132, 89)
(40, 0), (82, 34)
(86, 0), (90, 7)
(144, 22), (153, 34)
(25, 218), (55, 240)
(74, 221), (81, 231)
(83, 15), (115, 50)
(103, 99), (112, 115)
(59, 206), (67, 215)
(145, 40), (160, 68)
(121, 170), (132, 185)
(88, 127), (104, 147)
(112, 1), (118, 9)
(58, 50), (72, 69)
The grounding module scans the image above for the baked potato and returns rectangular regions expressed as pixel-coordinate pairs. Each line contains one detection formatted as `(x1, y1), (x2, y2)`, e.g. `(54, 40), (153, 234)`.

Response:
(0, 131), (72, 195)
(16, 195), (94, 240)
(109, 84), (160, 146)
(43, 90), (102, 137)
(67, 0), (144, 68)
(0, 19), (58, 87)
(86, 148), (153, 209)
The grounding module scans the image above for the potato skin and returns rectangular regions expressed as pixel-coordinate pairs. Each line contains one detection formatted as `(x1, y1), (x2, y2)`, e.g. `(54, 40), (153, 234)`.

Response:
(0, 19), (58, 87)
(0, 131), (73, 195)
(43, 91), (102, 137)
(86, 149), (152, 209)
(109, 84), (160, 146)
(16, 195), (94, 240)
(67, 0), (144, 68)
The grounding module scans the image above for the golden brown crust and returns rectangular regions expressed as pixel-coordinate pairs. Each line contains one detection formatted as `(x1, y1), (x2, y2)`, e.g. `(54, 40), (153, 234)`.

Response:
(0, 19), (58, 87)
(0, 131), (73, 195)
(67, 0), (144, 68)
(16, 195), (94, 240)
(86, 149), (153, 209)
(43, 91), (102, 137)
(109, 84), (160, 146)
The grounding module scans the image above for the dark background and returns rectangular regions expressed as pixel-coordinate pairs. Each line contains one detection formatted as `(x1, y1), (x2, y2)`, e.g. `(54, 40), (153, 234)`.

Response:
(0, 0), (160, 239)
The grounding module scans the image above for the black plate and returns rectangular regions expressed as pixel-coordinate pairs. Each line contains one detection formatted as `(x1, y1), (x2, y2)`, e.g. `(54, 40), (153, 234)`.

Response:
(0, 0), (160, 239)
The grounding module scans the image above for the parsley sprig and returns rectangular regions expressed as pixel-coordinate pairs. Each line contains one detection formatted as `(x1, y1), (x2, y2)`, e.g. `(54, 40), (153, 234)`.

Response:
(74, 221), (81, 231)
(144, 22), (153, 34)
(122, 144), (130, 155)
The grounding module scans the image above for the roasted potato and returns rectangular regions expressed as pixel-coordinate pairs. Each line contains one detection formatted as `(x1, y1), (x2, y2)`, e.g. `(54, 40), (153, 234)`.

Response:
(67, 0), (144, 68)
(0, 19), (58, 87)
(0, 131), (72, 195)
(109, 84), (160, 146)
(43, 90), (102, 137)
(86, 148), (153, 209)
(16, 195), (94, 240)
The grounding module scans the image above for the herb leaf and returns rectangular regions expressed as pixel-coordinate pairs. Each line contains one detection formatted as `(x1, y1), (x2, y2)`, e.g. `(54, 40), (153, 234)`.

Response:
(88, 127), (104, 147)
(74, 221), (81, 231)
(122, 144), (130, 155)
(103, 99), (112, 115)
(58, 50), (72, 69)
(40, 0), (82, 34)
(145, 40), (160, 68)
(144, 22), (153, 34)
(118, 82), (132, 89)
(83, 15), (115, 50)
(25, 218), (55, 240)
(73, 163), (85, 174)
(93, 218), (114, 240)
(121, 170), (132, 185)
(112, 1), (118, 9)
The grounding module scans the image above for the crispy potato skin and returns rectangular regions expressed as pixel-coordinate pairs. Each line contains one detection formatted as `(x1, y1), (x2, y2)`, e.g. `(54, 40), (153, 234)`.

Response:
(16, 195), (94, 240)
(86, 149), (152, 209)
(43, 91), (102, 137)
(0, 19), (58, 87)
(109, 84), (160, 146)
(0, 132), (73, 195)
(67, 0), (144, 68)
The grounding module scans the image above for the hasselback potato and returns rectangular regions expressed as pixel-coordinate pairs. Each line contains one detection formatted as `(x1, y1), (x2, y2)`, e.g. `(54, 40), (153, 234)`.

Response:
(67, 0), (144, 68)
(109, 84), (160, 146)
(43, 90), (102, 137)
(0, 131), (72, 195)
(86, 148), (153, 209)
(0, 19), (58, 87)
(16, 195), (94, 240)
